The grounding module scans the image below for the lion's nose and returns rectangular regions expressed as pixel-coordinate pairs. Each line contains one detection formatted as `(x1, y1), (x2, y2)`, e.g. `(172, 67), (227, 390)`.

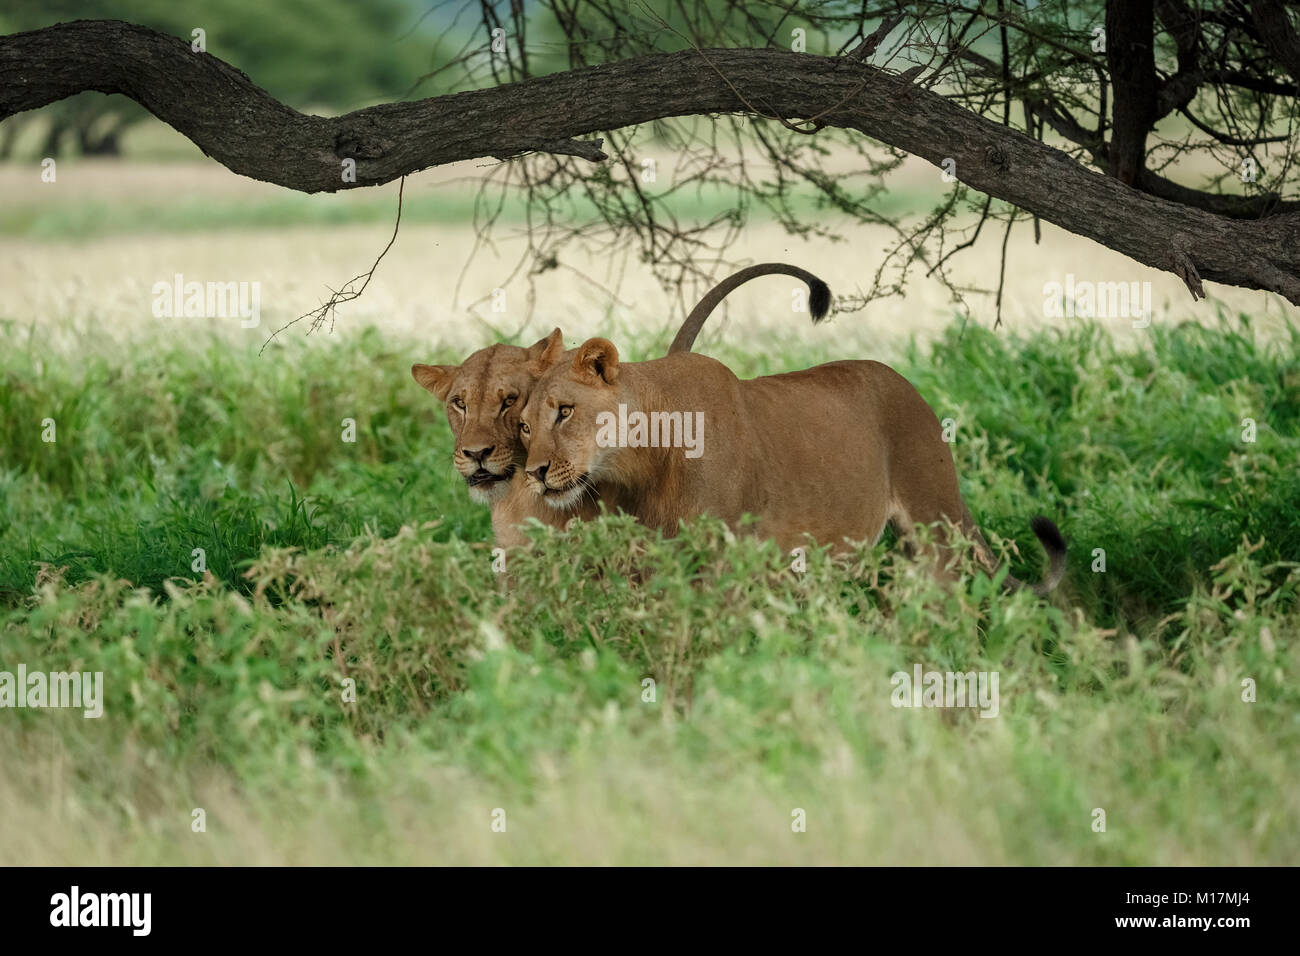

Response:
(463, 445), (494, 464)
(527, 462), (549, 484)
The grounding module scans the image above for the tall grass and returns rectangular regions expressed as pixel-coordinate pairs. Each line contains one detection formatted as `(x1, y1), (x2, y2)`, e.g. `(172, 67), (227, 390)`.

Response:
(0, 315), (1296, 864)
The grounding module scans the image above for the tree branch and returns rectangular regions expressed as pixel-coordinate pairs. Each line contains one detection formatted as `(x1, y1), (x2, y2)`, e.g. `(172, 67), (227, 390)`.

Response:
(1250, 0), (1300, 83)
(1106, 0), (1159, 185)
(3, 19), (1299, 304)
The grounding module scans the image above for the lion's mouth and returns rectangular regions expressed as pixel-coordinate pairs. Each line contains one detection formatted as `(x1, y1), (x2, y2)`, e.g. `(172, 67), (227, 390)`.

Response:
(540, 473), (592, 500)
(466, 465), (514, 488)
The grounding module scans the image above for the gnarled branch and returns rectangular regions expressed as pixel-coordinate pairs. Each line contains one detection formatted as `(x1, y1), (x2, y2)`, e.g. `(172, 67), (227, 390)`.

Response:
(3, 19), (1299, 304)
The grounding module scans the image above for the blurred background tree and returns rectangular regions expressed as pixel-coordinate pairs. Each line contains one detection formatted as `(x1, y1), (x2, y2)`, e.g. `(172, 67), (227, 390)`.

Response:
(0, 0), (438, 157)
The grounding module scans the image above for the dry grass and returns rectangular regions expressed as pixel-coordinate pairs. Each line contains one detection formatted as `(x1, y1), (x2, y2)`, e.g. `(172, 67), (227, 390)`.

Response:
(2, 159), (1293, 360)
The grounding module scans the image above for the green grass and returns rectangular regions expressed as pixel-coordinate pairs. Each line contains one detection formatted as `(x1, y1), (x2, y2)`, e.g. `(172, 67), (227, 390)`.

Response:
(0, 315), (1297, 864)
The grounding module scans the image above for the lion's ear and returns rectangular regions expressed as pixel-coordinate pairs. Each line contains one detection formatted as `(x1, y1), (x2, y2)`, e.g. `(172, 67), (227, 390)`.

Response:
(527, 327), (565, 372)
(573, 337), (619, 384)
(411, 363), (456, 402)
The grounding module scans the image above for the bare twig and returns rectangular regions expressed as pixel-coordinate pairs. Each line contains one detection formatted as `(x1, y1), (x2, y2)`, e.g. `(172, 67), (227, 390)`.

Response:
(260, 177), (406, 352)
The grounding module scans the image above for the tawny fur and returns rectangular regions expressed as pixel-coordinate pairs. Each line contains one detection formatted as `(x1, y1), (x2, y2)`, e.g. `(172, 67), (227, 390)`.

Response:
(520, 339), (1067, 595)
(411, 264), (831, 549)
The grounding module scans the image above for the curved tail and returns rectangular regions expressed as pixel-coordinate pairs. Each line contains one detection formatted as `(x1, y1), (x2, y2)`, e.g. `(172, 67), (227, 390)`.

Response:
(966, 510), (1067, 597)
(667, 263), (832, 355)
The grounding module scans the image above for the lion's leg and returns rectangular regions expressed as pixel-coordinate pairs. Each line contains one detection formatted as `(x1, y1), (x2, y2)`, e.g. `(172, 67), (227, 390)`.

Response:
(888, 451), (1025, 587)
(490, 481), (537, 551)
(887, 508), (964, 585)
(884, 418), (981, 584)
(866, 368), (1063, 594)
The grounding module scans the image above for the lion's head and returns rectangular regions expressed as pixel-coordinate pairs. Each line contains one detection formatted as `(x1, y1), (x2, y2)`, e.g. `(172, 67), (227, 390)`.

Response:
(412, 328), (565, 503)
(519, 337), (626, 511)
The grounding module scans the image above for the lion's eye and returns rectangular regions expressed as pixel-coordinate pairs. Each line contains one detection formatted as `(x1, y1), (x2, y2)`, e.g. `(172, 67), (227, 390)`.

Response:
(501, 394), (517, 410)
(451, 396), (466, 411)
(557, 405), (573, 421)
(519, 421), (531, 436)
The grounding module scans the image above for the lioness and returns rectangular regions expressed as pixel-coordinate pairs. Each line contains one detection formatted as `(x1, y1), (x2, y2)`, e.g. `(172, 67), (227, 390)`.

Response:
(519, 338), (1067, 594)
(411, 264), (831, 547)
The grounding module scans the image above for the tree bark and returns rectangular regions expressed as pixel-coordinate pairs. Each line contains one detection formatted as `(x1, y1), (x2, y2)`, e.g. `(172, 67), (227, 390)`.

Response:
(1251, 0), (1300, 83)
(3, 19), (1299, 304)
(1106, 0), (1158, 186)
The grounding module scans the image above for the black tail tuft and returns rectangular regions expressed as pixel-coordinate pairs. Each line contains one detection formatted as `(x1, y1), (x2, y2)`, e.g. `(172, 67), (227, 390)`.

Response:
(809, 277), (832, 323)
(1029, 516), (1066, 555)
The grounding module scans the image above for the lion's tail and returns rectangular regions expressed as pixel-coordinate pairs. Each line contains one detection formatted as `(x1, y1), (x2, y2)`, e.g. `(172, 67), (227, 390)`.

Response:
(1024, 516), (1068, 596)
(667, 263), (831, 355)
(965, 508), (1067, 597)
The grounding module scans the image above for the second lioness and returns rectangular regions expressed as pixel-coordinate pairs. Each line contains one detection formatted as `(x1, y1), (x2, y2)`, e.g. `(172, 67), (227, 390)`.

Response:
(519, 337), (1066, 593)
(411, 264), (831, 547)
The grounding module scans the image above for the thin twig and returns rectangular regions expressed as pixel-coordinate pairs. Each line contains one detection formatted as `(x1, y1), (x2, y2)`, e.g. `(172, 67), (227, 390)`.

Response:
(260, 177), (407, 353)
